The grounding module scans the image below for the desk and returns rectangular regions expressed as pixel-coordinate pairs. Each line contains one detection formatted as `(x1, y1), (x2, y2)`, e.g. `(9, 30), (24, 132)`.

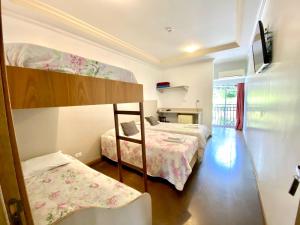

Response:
(157, 108), (203, 124)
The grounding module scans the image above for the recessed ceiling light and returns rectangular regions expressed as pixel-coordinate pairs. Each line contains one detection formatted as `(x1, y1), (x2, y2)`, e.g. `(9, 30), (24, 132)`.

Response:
(184, 45), (200, 53)
(165, 27), (174, 33)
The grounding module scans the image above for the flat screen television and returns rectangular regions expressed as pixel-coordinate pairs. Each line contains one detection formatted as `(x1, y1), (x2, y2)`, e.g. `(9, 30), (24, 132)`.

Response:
(252, 20), (272, 73)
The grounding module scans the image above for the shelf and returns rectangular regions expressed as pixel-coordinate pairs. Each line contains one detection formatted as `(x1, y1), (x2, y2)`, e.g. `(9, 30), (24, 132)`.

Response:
(156, 85), (189, 93)
(157, 107), (202, 114)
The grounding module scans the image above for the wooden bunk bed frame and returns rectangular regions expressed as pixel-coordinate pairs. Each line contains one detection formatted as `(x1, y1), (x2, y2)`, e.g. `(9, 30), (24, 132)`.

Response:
(6, 65), (148, 189)
(0, 0), (150, 222)
(8, 67), (149, 175)
(6, 66), (143, 108)
(3, 66), (149, 222)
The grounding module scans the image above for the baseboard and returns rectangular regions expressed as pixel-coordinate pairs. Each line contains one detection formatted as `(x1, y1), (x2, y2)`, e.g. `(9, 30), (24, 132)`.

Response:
(87, 158), (102, 166)
(243, 133), (268, 225)
(255, 174), (268, 225)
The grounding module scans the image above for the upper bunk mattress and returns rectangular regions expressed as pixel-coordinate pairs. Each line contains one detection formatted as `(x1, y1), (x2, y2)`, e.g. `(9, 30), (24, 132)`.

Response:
(5, 43), (137, 83)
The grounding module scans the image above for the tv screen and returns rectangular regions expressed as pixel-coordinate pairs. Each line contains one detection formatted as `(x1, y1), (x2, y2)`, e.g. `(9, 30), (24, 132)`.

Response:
(252, 21), (271, 73)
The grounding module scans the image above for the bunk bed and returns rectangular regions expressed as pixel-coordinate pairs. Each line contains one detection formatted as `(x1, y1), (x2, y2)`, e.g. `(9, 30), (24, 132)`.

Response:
(3, 43), (151, 225)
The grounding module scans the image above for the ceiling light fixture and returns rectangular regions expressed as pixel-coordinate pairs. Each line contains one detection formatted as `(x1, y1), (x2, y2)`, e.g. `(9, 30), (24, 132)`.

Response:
(184, 45), (200, 53)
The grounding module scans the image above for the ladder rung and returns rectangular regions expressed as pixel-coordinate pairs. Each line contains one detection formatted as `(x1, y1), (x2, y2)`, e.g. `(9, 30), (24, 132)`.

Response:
(117, 135), (142, 144)
(120, 161), (144, 173)
(114, 110), (141, 115)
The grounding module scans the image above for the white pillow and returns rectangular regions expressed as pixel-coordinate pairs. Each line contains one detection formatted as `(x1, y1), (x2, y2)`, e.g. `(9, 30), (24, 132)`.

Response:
(22, 151), (72, 179)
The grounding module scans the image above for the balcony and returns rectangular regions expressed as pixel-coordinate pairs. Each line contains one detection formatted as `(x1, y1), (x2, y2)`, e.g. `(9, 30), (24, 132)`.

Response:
(213, 104), (237, 127)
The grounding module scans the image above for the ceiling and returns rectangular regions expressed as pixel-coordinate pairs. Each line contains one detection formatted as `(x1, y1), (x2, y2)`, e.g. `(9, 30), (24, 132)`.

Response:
(2, 0), (263, 67)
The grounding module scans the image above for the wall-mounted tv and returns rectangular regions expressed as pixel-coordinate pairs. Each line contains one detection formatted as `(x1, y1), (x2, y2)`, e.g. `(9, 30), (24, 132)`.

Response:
(252, 20), (272, 73)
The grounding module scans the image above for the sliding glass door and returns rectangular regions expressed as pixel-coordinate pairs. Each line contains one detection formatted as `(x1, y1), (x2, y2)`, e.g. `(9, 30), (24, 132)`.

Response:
(213, 85), (237, 127)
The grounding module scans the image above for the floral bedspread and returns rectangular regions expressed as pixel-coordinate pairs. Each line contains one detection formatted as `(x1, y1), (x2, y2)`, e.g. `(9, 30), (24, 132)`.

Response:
(5, 43), (137, 83)
(101, 129), (199, 191)
(146, 123), (210, 149)
(25, 157), (140, 225)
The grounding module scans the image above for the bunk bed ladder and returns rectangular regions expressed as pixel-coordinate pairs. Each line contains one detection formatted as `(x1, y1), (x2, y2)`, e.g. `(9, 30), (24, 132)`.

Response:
(113, 103), (148, 192)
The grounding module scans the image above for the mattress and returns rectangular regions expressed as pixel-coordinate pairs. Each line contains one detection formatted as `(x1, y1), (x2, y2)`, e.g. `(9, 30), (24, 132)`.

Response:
(5, 43), (137, 83)
(24, 156), (140, 225)
(146, 122), (210, 149)
(101, 128), (199, 191)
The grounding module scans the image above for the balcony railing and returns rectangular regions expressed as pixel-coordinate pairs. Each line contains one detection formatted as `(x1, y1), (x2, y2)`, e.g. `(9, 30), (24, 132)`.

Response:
(213, 104), (237, 127)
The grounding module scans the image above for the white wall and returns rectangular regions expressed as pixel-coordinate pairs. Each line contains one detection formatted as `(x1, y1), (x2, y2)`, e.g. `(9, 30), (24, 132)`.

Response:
(57, 101), (157, 163)
(3, 14), (161, 163)
(158, 61), (213, 128)
(244, 0), (300, 224)
(12, 108), (59, 160)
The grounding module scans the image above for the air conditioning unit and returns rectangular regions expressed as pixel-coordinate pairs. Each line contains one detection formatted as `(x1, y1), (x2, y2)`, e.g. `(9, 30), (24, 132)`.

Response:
(218, 69), (245, 78)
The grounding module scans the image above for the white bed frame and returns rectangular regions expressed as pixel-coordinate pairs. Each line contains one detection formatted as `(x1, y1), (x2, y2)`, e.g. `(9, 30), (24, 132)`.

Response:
(20, 151), (152, 225)
(57, 193), (152, 225)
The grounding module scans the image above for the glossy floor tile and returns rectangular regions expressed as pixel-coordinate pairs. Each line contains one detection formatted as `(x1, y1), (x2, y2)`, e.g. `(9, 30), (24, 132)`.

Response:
(92, 127), (264, 225)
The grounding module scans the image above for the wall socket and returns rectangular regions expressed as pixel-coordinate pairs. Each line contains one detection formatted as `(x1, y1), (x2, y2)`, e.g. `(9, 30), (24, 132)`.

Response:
(74, 152), (82, 158)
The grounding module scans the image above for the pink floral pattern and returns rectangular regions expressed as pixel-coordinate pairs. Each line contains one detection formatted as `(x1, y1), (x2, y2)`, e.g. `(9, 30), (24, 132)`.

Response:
(101, 129), (199, 191)
(146, 122), (210, 149)
(25, 158), (140, 225)
(5, 43), (137, 83)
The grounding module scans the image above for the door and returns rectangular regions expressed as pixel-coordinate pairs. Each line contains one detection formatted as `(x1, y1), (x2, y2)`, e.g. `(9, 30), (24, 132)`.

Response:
(0, 1), (34, 224)
(0, 186), (9, 225)
(296, 201), (300, 225)
(212, 85), (237, 127)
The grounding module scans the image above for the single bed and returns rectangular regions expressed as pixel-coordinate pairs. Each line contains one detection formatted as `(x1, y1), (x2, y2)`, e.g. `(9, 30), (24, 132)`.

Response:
(144, 121), (211, 149)
(101, 128), (200, 191)
(5, 43), (137, 83)
(22, 152), (151, 225)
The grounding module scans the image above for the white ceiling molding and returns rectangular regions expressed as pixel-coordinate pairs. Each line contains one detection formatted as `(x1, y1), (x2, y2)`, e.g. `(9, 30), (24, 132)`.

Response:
(3, 0), (260, 67)
(9, 0), (160, 64)
(161, 42), (240, 67)
(2, 10), (159, 68)
(236, 0), (244, 44)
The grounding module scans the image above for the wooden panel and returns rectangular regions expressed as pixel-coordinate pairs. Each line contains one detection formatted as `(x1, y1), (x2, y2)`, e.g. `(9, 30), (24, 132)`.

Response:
(0, 186), (9, 225)
(139, 102), (148, 192)
(117, 135), (143, 144)
(6, 66), (143, 109)
(0, 2), (34, 224)
(113, 104), (123, 183)
(295, 201), (300, 225)
(106, 79), (143, 104)
(115, 110), (141, 115)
